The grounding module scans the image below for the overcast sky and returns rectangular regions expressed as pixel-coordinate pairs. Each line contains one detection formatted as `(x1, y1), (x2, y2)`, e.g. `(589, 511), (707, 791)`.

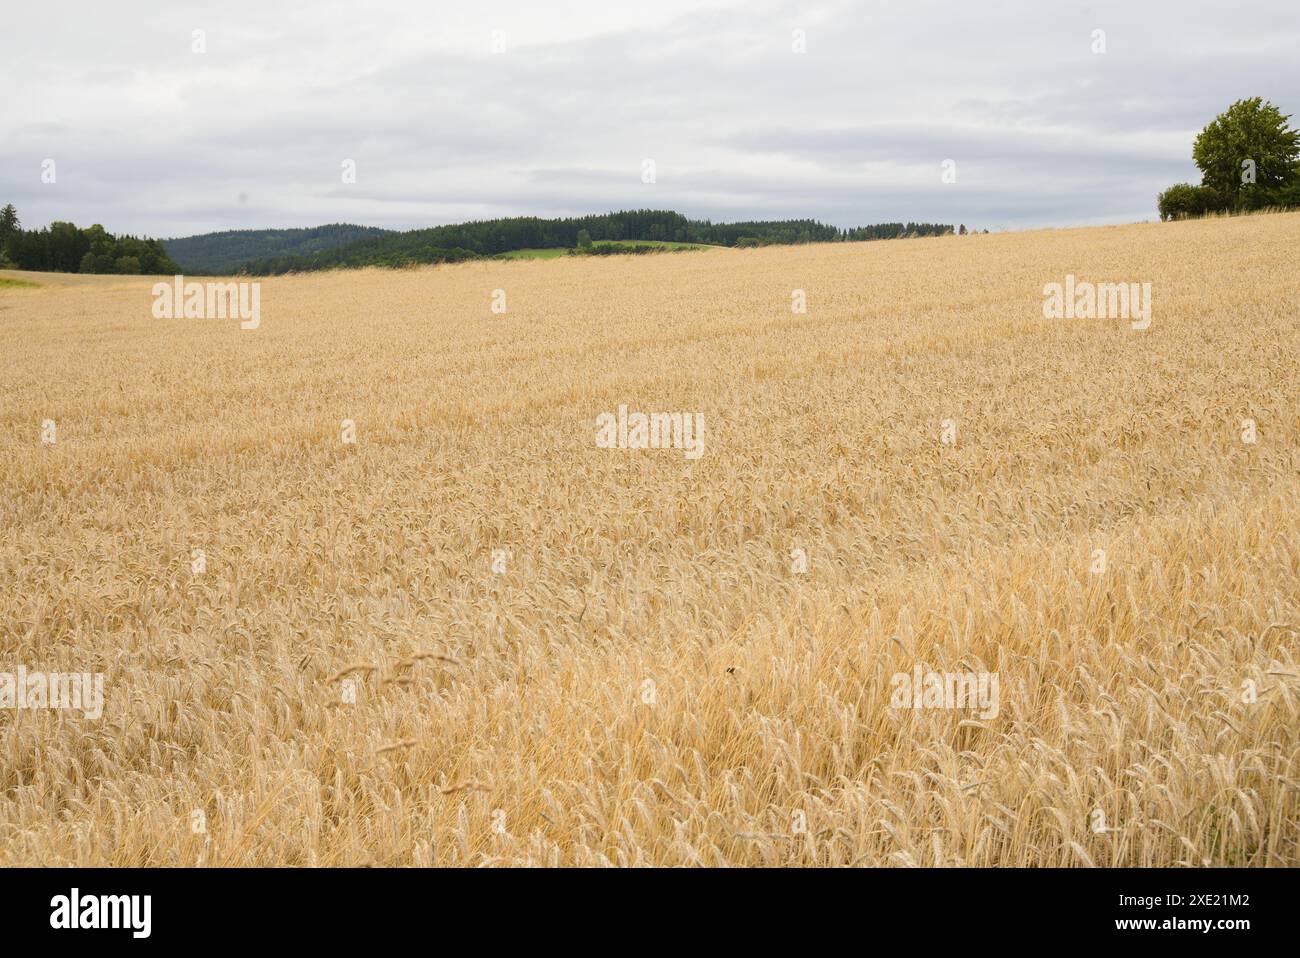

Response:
(3, 0), (1297, 238)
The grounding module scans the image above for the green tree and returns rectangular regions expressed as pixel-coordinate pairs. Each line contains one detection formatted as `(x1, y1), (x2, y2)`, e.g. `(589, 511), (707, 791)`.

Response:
(1192, 98), (1300, 206)
(576, 229), (592, 249)
(114, 255), (142, 274)
(79, 252), (99, 274)
(0, 203), (18, 244)
(49, 221), (89, 272)
(0, 203), (18, 265)
(1157, 183), (1227, 220)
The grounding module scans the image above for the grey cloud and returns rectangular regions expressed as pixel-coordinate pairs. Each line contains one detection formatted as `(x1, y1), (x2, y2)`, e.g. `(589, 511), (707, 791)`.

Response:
(1, 0), (1295, 236)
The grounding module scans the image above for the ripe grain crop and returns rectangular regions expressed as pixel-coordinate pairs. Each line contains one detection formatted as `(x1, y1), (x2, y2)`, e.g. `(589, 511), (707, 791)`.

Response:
(1, 211), (1298, 866)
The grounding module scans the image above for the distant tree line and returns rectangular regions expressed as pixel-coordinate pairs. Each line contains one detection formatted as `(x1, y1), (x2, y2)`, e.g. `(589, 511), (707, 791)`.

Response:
(843, 222), (961, 240)
(239, 211), (960, 274)
(1157, 98), (1300, 220)
(574, 242), (687, 256)
(0, 202), (967, 277)
(0, 204), (180, 274)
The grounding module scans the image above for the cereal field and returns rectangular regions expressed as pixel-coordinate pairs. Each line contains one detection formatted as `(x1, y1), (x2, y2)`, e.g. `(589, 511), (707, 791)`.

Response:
(1, 210), (1298, 866)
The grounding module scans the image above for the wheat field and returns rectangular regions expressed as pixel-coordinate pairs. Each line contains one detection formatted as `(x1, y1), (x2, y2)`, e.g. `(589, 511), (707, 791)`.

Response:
(1, 211), (1298, 867)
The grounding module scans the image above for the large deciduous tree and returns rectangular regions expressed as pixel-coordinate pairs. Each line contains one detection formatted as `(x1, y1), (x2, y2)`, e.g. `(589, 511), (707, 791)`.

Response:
(1192, 97), (1300, 202)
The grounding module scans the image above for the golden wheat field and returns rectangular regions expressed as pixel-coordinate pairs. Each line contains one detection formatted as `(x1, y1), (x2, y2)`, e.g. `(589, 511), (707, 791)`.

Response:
(1, 211), (1298, 867)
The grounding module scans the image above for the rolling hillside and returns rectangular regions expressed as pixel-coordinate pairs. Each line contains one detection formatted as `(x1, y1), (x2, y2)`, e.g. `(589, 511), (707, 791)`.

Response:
(162, 224), (393, 274)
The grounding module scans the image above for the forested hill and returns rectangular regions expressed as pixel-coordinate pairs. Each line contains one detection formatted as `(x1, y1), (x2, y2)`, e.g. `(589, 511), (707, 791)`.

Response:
(236, 211), (956, 274)
(1, 203), (959, 277)
(162, 224), (393, 274)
